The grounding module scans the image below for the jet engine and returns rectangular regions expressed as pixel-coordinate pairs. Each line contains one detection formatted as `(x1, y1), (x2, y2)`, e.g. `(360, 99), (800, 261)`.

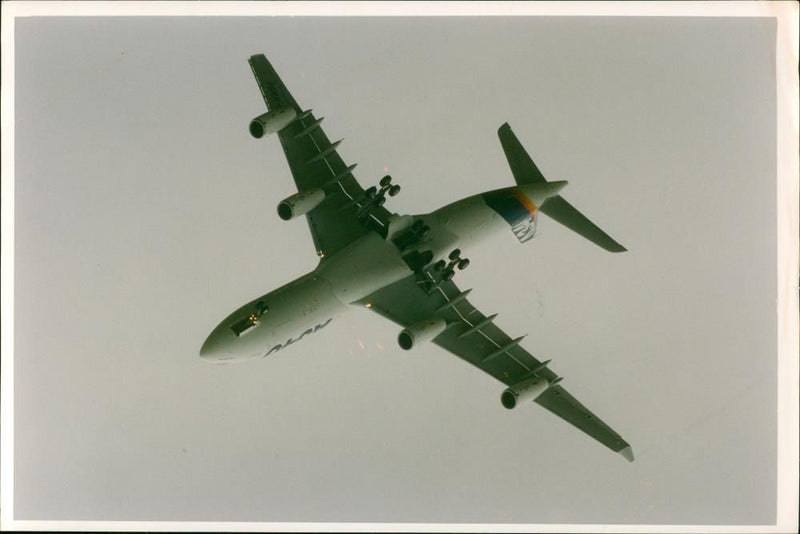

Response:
(249, 107), (297, 138)
(501, 376), (550, 409)
(398, 318), (446, 350)
(277, 189), (325, 220)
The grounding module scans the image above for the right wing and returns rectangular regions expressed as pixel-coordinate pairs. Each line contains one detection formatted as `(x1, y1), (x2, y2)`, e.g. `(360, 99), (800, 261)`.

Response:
(361, 269), (634, 461)
(248, 54), (394, 258)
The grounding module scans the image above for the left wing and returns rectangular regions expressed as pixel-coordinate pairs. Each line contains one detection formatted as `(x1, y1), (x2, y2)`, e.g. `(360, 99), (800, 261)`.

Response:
(360, 269), (634, 462)
(248, 54), (393, 258)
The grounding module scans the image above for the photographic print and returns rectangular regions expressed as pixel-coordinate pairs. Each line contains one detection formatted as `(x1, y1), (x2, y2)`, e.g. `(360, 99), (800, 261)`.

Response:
(2, 2), (797, 532)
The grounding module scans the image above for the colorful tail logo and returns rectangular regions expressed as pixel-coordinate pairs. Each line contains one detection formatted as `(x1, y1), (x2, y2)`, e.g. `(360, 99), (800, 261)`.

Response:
(482, 188), (538, 243)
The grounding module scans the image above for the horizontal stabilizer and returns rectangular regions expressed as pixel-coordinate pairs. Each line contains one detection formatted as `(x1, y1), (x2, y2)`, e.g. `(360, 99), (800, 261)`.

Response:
(540, 195), (627, 253)
(498, 122), (626, 253)
(498, 122), (547, 184)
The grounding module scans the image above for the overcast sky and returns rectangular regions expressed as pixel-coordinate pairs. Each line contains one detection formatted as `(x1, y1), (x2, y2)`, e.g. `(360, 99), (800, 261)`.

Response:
(3, 4), (798, 532)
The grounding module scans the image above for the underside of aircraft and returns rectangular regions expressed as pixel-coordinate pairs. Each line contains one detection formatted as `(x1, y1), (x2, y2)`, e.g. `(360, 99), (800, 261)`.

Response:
(200, 54), (634, 463)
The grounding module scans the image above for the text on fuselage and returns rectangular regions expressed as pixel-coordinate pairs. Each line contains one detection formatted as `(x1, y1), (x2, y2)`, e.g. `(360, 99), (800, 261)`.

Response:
(512, 217), (537, 243)
(263, 318), (333, 357)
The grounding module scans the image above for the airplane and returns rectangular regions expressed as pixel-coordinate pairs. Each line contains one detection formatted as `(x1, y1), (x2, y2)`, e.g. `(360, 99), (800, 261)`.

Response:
(200, 54), (634, 462)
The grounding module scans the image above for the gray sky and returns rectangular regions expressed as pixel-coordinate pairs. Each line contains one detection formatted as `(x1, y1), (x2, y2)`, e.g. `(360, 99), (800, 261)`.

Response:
(4, 5), (797, 531)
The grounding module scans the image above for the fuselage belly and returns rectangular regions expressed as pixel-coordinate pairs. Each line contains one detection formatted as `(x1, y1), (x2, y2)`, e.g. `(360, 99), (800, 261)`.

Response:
(200, 191), (514, 362)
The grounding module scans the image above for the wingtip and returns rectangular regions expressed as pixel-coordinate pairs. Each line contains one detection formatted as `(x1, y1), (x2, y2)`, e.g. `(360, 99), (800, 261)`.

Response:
(619, 446), (635, 462)
(498, 122), (511, 135)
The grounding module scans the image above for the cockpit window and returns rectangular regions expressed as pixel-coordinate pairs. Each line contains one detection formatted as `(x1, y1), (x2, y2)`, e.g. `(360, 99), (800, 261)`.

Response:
(255, 300), (269, 316)
(230, 300), (269, 337)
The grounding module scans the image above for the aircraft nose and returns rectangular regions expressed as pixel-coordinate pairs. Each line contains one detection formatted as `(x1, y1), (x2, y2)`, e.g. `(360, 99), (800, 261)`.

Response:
(199, 328), (232, 362)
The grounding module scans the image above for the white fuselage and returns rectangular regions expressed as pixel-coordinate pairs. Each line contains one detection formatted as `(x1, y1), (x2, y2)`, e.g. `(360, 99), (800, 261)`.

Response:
(200, 182), (563, 363)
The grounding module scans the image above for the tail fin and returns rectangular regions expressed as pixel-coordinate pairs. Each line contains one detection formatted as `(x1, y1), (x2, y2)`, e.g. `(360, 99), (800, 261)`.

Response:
(498, 123), (627, 253)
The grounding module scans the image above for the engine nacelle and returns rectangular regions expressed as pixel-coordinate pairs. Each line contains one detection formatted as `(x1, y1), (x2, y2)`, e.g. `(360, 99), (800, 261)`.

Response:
(277, 189), (325, 220)
(398, 318), (447, 350)
(501, 376), (550, 409)
(249, 107), (297, 138)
